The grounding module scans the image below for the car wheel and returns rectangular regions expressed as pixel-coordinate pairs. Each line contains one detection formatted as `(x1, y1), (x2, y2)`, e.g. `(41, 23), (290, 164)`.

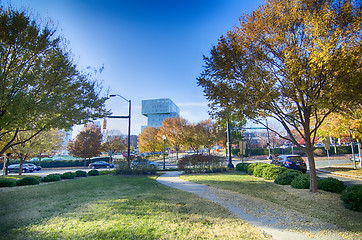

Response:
(92, 166), (96, 169)
(23, 169), (27, 173)
(107, 165), (110, 169)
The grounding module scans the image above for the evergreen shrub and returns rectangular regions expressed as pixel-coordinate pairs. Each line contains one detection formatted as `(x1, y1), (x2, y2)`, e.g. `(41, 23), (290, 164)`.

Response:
(246, 163), (258, 175)
(340, 185), (362, 211)
(253, 163), (270, 177)
(291, 174), (310, 189)
(87, 169), (99, 176)
(16, 177), (40, 186)
(318, 177), (346, 193)
(235, 163), (250, 173)
(75, 170), (87, 177)
(41, 174), (61, 182)
(262, 165), (287, 180)
(274, 170), (302, 185)
(0, 178), (16, 187)
(61, 172), (76, 179)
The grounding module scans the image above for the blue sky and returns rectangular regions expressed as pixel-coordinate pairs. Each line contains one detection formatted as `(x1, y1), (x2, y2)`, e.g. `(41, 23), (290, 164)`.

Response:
(15, 0), (263, 135)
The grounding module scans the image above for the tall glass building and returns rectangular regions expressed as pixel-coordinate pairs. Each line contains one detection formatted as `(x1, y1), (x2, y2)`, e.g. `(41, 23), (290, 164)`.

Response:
(141, 98), (180, 131)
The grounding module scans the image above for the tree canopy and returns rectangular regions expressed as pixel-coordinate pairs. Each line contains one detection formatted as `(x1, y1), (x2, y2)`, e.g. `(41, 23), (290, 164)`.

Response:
(197, 0), (361, 192)
(0, 6), (109, 156)
(67, 123), (103, 162)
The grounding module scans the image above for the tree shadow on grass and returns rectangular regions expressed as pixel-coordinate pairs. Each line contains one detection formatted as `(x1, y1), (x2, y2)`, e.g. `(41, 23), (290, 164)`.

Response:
(0, 175), (266, 240)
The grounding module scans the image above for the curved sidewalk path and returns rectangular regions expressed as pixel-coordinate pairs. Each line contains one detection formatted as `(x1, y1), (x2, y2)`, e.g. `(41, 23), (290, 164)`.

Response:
(156, 171), (346, 240)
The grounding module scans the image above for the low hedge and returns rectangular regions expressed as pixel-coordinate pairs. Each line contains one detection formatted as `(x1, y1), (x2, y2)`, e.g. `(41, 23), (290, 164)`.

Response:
(340, 185), (362, 211)
(274, 170), (303, 185)
(16, 177), (40, 186)
(247, 163), (258, 175)
(318, 177), (346, 194)
(253, 163), (270, 177)
(235, 163), (250, 173)
(262, 165), (288, 180)
(291, 174), (310, 189)
(75, 170), (87, 177)
(88, 169), (99, 176)
(0, 178), (17, 187)
(41, 174), (61, 182)
(61, 172), (76, 179)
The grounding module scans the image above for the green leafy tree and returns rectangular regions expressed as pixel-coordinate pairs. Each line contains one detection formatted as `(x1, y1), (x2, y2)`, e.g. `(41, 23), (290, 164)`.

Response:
(0, 6), (109, 158)
(198, 0), (361, 192)
(68, 123), (103, 166)
(9, 129), (63, 175)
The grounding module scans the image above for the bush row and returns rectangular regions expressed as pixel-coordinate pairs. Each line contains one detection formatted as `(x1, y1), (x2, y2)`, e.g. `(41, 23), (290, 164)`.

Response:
(177, 155), (226, 171)
(7, 157), (111, 168)
(0, 169), (113, 187)
(116, 162), (157, 175)
(236, 162), (361, 212)
(234, 145), (359, 157)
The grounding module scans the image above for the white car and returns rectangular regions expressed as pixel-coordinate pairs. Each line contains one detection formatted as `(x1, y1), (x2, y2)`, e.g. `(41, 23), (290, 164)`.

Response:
(130, 159), (158, 169)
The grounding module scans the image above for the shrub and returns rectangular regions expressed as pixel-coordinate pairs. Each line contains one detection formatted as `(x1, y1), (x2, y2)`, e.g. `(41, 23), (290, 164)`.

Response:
(99, 170), (114, 175)
(75, 170), (87, 177)
(313, 148), (326, 156)
(88, 169), (99, 176)
(253, 163), (270, 177)
(16, 177), (40, 186)
(41, 174), (61, 182)
(61, 172), (76, 179)
(262, 165), (287, 180)
(340, 185), (362, 211)
(291, 174), (310, 189)
(116, 162), (133, 175)
(274, 170), (302, 185)
(0, 178), (16, 187)
(177, 155), (225, 170)
(246, 163), (257, 175)
(235, 163), (250, 173)
(318, 177), (346, 194)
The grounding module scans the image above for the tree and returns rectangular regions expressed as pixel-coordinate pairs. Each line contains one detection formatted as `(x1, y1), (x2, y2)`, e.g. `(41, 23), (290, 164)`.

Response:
(138, 127), (162, 155)
(198, 0), (362, 192)
(102, 135), (127, 163)
(158, 117), (188, 160)
(9, 129), (63, 175)
(192, 120), (219, 154)
(68, 123), (103, 166)
(0, 6), (109, 158)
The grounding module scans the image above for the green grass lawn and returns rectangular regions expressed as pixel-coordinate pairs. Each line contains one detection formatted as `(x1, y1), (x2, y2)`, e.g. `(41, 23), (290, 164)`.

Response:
(0, 175), (267, 240)
(181, 172), (362, 235)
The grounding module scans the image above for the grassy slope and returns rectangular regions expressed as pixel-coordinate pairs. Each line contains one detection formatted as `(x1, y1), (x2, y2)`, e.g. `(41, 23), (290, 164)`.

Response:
(0, 175), (267, 240)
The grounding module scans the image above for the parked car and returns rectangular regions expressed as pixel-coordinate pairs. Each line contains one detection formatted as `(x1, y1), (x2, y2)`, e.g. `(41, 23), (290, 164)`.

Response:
(88, 161), (114, 169)
(130, 159), (158, 169)
(350, 154), (361, 162)
(26, 163), (42, 171)
(270, 154), (307, 173)
(7, 164), (35, 173)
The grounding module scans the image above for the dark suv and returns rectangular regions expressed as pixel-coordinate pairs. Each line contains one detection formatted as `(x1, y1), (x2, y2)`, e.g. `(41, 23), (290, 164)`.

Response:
(271, 155), (307, 173)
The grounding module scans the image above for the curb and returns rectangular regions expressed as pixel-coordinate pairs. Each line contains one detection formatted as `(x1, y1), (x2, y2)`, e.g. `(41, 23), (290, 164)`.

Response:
(316, 169), (362, 180)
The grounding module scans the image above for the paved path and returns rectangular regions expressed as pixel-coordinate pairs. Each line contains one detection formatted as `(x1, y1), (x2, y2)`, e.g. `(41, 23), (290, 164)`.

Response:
(156, 171), (346, 240)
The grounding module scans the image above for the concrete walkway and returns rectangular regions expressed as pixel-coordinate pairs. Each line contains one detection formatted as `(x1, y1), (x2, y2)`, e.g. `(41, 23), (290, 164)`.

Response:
(156, 171), (346, 240)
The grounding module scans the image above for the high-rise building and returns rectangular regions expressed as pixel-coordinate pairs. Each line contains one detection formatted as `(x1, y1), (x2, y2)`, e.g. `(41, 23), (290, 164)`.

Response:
(141, 98), (180, 132)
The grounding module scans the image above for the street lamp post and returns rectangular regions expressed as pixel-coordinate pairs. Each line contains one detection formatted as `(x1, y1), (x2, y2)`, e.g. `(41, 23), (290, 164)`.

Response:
(162, 135), (166, 170)
(109, 94), (131, 165)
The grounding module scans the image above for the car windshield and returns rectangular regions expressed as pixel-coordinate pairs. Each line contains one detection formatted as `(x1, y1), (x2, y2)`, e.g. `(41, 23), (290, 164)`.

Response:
(287, 156), (304, 163)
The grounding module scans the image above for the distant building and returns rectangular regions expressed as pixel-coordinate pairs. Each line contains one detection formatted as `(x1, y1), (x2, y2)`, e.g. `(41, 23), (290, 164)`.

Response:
(141, 98), (180, 132)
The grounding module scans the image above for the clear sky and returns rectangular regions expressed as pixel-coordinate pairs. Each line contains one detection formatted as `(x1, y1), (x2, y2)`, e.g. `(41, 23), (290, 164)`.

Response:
(14, 0), (264, 136)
